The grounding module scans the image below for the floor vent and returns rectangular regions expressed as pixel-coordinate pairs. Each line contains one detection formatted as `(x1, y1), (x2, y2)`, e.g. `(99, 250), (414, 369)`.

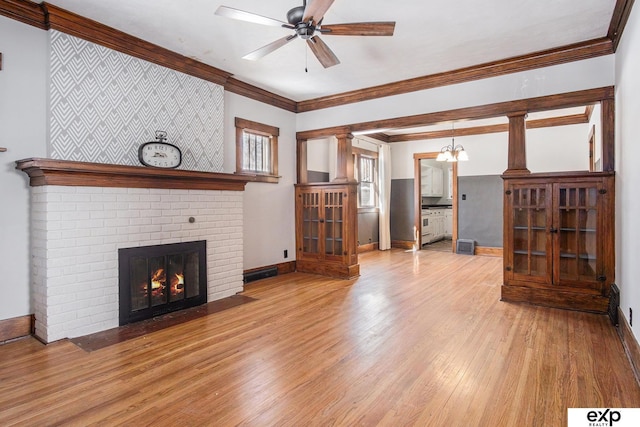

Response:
(608, 283), (620, 326)
(456, 239), (475, 256)
(244, 267), (278, 284)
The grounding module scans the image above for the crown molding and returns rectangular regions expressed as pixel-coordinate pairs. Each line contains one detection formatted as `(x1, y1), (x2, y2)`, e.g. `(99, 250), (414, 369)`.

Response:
(225, 77), (297, 113)
(0, 0), (46, 29)
(43, 3), (232, 86)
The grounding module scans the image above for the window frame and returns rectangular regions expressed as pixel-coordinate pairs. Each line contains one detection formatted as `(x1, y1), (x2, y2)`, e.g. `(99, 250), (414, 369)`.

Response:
(353, 146), (379, 212)
(235, 117), (280, 183)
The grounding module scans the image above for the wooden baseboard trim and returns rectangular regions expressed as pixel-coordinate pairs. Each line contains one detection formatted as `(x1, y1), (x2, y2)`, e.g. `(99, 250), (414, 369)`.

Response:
(0, 314), (34, 343)
(358, 242), (379, 253)
(475, 246), (503, 257)
(391, 240), (416, 250)
(617, 306), (640, 386)
(243, 261), (297, 277)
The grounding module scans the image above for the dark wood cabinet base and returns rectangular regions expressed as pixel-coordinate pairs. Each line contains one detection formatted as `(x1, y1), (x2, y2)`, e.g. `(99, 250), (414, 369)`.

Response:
(296, 260), (360, 280)
(501, 285), (609, 314)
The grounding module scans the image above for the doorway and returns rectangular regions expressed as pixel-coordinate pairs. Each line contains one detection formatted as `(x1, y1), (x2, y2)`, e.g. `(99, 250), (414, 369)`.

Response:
(413, 152), (458, 252)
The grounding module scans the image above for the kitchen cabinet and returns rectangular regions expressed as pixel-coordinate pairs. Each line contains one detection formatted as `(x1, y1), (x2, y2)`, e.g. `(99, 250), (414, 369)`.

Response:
(444, 209), (453, 237)
(421, 165), (444, 197)
(295, 183), (359, 279)
(421, 208), (448, 244)
(501, 172), (615, 313)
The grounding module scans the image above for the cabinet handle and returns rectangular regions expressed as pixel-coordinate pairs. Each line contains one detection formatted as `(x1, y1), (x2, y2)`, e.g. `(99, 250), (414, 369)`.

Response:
(549, 228), (558, 233)
(505, 266), (512, 271)
(319, 219), (325, 223)
(597, 275), (606, 282)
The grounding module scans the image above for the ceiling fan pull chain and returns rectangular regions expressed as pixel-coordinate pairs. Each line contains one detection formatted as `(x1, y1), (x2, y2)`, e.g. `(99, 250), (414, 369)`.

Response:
(305, 44), (308, 73)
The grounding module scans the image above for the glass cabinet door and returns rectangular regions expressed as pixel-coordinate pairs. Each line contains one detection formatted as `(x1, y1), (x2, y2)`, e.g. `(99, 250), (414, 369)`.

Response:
(324, 189), (344, 260)
(300, 191), (320, 256)
(555, 184), (600, 288)
(509, 184), (552, 283)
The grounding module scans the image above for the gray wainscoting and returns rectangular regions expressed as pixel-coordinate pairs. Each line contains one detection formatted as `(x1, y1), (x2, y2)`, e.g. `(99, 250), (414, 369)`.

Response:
(458, 175), (503, 247)
(390, 179), (415, 242)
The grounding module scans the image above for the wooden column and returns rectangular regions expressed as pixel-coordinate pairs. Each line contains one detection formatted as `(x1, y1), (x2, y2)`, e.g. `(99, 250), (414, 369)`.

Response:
(503, 112), (530, 176)
(601, 98), (615, 172)
(297, 138), (308, 184)
(333, 133), (355, 183)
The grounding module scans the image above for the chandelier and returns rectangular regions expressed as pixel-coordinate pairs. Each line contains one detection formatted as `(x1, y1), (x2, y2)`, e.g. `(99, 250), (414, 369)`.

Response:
(436, 122), (468, 162)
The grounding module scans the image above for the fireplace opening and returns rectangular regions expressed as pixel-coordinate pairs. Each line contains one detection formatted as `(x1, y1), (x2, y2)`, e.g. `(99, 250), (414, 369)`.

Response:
(118, 240), (207, 326)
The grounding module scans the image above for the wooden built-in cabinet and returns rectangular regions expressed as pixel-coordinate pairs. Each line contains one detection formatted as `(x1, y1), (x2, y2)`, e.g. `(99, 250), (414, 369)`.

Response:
(501, 172), (615, 313)
(295, 183), (359, 279)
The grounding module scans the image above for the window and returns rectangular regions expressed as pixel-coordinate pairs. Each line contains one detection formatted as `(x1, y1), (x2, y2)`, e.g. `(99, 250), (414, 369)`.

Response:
(353, 147), (378, 210)
(235, 117), (279, 183)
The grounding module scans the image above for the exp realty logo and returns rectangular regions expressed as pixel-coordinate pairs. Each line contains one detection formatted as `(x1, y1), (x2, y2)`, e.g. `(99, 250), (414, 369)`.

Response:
(586, 409), (620, 426)
(568, 408), (640, 427)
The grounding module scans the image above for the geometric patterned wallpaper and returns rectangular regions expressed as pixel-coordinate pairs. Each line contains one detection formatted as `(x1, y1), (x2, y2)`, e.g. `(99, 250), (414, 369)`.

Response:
(49, 30), (224, 172)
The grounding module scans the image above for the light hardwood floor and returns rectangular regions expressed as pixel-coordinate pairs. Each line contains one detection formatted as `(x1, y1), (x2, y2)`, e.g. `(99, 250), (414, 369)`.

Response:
(1, 249), (639, 426)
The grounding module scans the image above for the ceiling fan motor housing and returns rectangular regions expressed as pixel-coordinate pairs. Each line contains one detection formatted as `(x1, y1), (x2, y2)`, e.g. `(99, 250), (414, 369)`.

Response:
(295, 22), (316, 39)
(287, 6), (304, 25)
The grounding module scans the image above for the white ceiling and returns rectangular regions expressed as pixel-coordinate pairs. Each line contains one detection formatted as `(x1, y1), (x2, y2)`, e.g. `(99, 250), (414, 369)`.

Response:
(43, 0), (617, 102)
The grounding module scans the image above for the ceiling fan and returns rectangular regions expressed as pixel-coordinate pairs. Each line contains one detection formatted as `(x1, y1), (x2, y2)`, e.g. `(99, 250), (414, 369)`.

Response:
(215, 0), (395, 68)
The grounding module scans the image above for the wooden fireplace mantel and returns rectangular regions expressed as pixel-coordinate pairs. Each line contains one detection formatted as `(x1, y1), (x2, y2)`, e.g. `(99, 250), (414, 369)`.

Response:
(16, 158), (253, 191)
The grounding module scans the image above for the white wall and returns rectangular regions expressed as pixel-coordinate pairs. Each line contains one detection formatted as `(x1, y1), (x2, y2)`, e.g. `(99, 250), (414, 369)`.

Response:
(390, 133), (509, 179)
(526, 124), (590, 173)
(615, 3), (640, 340)
(224, 92), (297, 270)
(307, 138), (331, 173)
(0, 16), (48, 321)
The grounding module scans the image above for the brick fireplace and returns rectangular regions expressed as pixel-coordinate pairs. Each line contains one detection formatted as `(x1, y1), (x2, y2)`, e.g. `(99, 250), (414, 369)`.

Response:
(17, 158), (252, 343)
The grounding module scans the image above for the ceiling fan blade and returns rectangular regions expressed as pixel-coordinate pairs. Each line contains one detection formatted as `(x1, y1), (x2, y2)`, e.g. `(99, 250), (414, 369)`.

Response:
(321, 22), (396, 36)
(303, 0), (335, 24)
(307, 36), (340, 68)
(243, 35), (297, 61)
(215, 6), (292, 28)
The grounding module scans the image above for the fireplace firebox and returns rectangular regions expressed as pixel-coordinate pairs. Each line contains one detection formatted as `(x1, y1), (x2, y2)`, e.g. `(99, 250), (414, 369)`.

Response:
(118, 240), (207, 326)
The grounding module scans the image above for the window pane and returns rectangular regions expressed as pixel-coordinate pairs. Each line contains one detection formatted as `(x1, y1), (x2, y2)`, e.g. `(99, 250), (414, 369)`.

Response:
(242, 130), (273, 174)
(360, 183), (374, 207)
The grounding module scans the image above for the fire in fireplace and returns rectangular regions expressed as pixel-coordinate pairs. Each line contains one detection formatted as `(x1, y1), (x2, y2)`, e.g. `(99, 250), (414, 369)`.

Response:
(118, 240), (207, 325)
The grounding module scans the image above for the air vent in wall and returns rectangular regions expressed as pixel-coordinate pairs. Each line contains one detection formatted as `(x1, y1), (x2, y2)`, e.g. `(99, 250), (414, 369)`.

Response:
(456, 239), (475, 256)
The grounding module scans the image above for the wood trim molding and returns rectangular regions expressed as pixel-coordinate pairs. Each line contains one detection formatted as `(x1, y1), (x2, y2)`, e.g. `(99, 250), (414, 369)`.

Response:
(392, 240), (415, 250)
(0, 314), (33, 343)
(244, 261), (297, 277)
(15, 158), (252, 191)
(0, 0), (46, 29)
(387, 113), (590, 142)
(617, 306), (640, 385)
(609, 0), (637, 51)
(357, 242), (379, 253)
(297, 38), (613, 113)
(475, 247), (504, 257)
(225, 78), (297, 113)
(297, 87), (614, 141)
(43, 3), (231, 86)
